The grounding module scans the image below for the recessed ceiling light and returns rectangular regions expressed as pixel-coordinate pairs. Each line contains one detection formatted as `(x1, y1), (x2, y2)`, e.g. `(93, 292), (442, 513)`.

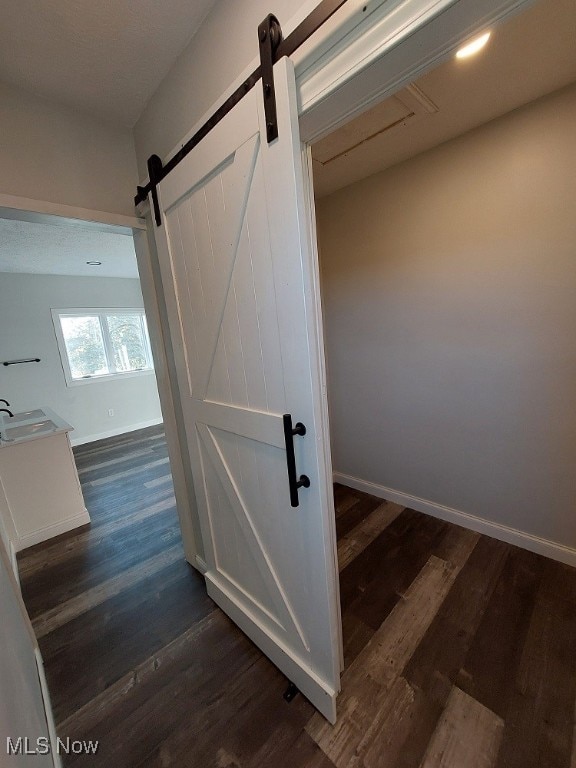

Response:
(455, 32), (491, 59)
(86, 261), (102, 266)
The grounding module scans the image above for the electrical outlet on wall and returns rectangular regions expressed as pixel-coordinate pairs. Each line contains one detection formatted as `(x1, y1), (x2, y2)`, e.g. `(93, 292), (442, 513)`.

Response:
(108, 408), (114, 417)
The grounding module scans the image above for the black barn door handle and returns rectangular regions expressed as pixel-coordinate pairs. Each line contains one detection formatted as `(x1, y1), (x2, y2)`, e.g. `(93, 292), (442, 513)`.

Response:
(283, 414), (311, 507)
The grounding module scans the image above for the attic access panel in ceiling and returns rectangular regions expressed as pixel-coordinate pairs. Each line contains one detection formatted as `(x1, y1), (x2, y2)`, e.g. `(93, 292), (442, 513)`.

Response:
(313, 84), (439, 166)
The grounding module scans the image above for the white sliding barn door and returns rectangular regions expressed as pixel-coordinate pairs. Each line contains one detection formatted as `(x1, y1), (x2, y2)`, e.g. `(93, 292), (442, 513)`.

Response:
(151, 57), (340, 721)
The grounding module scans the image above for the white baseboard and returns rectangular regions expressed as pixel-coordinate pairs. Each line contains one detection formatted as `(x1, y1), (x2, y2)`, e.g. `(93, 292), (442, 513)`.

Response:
(70, 417), (163, 447)
(334, 472), (576, 568)
(15, 510), (91, 552)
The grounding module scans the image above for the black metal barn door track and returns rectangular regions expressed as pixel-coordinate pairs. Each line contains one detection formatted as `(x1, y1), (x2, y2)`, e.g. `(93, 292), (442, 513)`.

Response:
(135, 0), (350, 226)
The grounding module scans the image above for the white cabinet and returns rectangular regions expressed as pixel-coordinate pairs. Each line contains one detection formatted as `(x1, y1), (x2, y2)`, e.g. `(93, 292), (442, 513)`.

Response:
(0, 409), (89, 552)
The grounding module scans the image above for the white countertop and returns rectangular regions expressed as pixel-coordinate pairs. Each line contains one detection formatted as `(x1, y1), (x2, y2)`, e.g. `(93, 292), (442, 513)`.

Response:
(0, 407), (73, 447)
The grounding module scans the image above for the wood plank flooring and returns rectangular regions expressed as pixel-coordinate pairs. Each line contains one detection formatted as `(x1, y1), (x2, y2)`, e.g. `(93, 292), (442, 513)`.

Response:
(16, 431), (576, 767)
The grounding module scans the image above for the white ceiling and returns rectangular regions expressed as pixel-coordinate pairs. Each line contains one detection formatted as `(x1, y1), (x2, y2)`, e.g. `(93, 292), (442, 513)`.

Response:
(0, 218), (138, 279)
(312, 0), (576, 197)
(0, 0), (217, 126)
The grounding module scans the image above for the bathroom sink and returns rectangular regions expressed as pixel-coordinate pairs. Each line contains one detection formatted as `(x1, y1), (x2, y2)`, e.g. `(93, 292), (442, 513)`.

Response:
(11, 409), (46, 421)
(0, 407), (73, 446)
(3, 419), (58, 441)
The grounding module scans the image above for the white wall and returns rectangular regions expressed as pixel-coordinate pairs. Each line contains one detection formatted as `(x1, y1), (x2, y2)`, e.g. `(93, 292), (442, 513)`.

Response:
(0, 273), (162, 444)
(0, 80), (138, 217)
(134, 0), (312, 177)
(317, 83), (576, 553)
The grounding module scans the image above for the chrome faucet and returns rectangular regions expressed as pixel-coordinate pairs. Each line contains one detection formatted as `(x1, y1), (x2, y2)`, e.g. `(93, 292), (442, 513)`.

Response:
(0, 408), (13, 417)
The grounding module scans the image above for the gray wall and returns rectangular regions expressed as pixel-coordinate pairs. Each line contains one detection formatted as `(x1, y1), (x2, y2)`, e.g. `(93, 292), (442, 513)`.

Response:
(317, 83), (576, 548)
(0, 80), (138, 216)
(0, 272), (162, 444)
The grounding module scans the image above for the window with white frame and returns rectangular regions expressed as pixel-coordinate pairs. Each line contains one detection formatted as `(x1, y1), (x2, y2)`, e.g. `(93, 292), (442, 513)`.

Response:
(52, 308), (154, 385)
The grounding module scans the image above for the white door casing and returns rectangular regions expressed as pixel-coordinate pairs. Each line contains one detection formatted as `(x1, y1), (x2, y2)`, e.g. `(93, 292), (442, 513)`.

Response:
(151, 57), (341, 722)
(0, 537), (61, 768)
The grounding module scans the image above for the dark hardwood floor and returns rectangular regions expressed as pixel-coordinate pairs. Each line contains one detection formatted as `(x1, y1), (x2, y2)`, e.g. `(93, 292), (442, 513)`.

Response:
(17, 427), (576, 767)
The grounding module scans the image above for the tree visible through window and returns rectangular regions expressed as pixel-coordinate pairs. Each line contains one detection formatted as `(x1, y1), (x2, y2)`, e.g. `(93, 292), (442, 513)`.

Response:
(108, 314), (150, 373)
(53, 309), (154, 383)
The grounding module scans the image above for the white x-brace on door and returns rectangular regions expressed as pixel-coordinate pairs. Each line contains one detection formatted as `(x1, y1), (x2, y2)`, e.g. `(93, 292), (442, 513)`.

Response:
(151, 56), (341, 721)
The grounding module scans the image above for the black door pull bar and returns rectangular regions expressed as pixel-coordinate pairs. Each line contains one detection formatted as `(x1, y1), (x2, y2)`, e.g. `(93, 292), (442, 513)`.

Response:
(283, 414), (310, 507)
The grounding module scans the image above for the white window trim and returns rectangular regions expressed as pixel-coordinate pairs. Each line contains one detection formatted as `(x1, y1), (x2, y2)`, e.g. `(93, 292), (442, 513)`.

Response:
(51, 307), (155, 387)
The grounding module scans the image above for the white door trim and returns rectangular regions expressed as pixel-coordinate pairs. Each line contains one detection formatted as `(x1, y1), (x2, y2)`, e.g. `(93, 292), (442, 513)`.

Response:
(296, 0), (537, 141)
(133, 227), (203, 567)
(0, 192), (145, 231)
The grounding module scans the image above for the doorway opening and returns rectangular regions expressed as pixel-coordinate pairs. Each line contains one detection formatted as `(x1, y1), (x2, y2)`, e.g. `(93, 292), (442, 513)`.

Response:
(0, 204), (208, 742)
(0, 206), (182, 566)
(305, 0), (576, 760)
